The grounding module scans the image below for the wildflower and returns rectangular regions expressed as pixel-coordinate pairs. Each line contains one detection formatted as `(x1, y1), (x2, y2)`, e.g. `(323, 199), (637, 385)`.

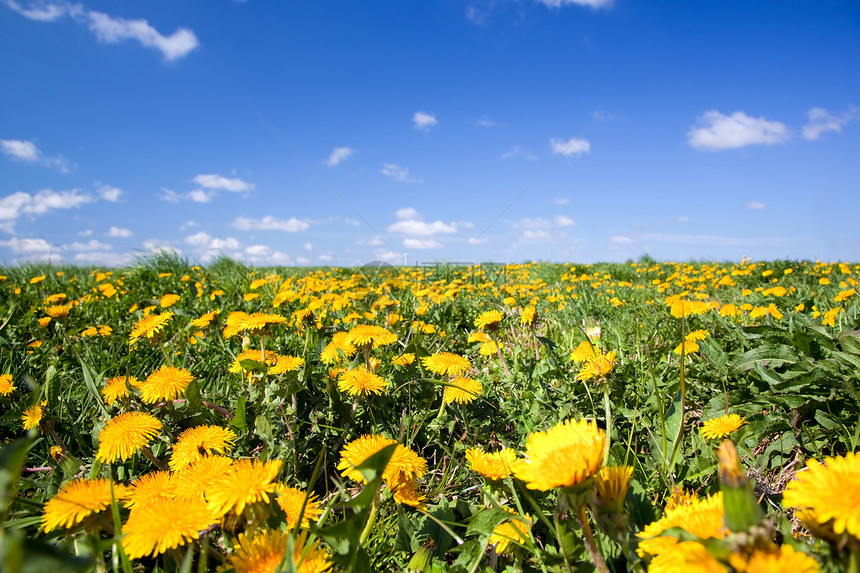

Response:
(41, 478), (131, 531)
(139, 366), (193, 403)
(276, 485), (323, 528)
(520, 306), (537, 326)
(739, 545), (820, 572)
(129, 311), (174, 344)
(172, 455), (234, 501)
(50, 445), (64, 460)
(392, 353), (416, 366)
(638, 492), (726, 557)
(646, 541), (724, 573)
(101, 376), (132, 406)
(822, 307), (844, 327)
(700, 413), (746, 439)
(30, 275), (46, 284)
(222, 311), (250, 338)
(0, 374), (14, 396)
(338, 434), (427, 486)
(321, 331), (357, 364)
(169, 425), (236, 471)
(191, 310), (219, 328)
(465, 447), (517, 481)
(207, 459), (282, 518)
(478, 340), (504, 357)
(673, 340), (699, 355)
(237, 312), (287, 334)
(686, 329), (709, 341)
(338, 368), (388, 396)
(719, 304), (739, 317)
(595, 466), (633, 513)
(22, 401), (46, 430)
(577, 351), (617, 382)
(783, 451), (860, 539)
(513, 418), (605, 491)
(474, 309), (504, 331)
(160, 293), (181, 308)
(125, 471), (176, 508)
(570, 340), (598, 363)
(45, 303), (72, 319)
(668, 298), (711, 318)
(229, 349), (277, 373)
(421, 352), (471, 377)
(270, 354), (304, 375)
(227, 529), (331, 573)
(122, 497), (216, 559)
(490, 509), (534, 554)
(95, 411), (162, 463)
(344, 324), (398, 349)
(390, 477), (427, 509)
(37, 316), (51, 328)
(443, 377), (482, 404)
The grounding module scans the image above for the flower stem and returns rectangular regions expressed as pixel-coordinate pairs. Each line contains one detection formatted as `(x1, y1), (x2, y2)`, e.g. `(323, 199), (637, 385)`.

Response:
(603, 382), (612, 466)
(359, 490), (380, 546)
(578, 505), (610, 573)
(493, 337), (511, 378)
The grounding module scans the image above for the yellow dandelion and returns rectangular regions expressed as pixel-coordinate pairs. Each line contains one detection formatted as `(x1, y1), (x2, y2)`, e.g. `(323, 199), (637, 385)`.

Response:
(443, 377), (482, 404)
(686, 329), (710, 341)
(577, 351), (617, 382)
(513, 418), (605, 491)
(321, 331), (357, 365)
(474, 309), (504, 330)
(422, 352), (471, 377)
(122, 497), (216, 559)
(126, 471), (176, 508)
(465, 447), (517, 481)
(344, 324), (398, 349)
(270, 354), (304, 375)
(739, 544), (820, 573)
(222, 311), (250, 338)
(237, 312), (287, 334)
(101, 376), (131, 406)
(30, 275), (46, 284)
(169, 425), (236, 471)
(276, 485), (323, 528)
(172, 454), (234, 501)
(520, 305), (537, 326)
(229, 349), (277, 373)
(594, 466), (633, 513)
(159, 293), (181, 308)
(139, 366), (193, 403)
(129, 311), (174, 344)
(191, 310), (219, 328)
(37, 316), (51, 329)
(647, 541), (725, 573)
(390, 477), (427, 510)
(569, 340), (597, 363)
(337, 434), (397, 483)
(638, 493), (726, 558)
(45, 303), (72, 320)
(468, 331), (491, 344)
(490, 510), (534, 555)
(42, 478), (131, 531)
(392, 353), (416, 366)
(207, 458), (282, 518)
(227, 529), (331, 573)
(783, 451), (860, 539)
(673, 340), (700, 355)
(22, 401), (46, 430)
(669, 299), (712, 318)
(338, 368), (388, 396)
(95, 411), (162, 463)
(700, 413), (746, 439)
(0, 373), (15, 396)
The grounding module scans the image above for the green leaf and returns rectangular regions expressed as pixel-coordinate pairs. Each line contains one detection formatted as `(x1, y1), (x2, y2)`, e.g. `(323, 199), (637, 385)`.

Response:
(230, 396), (247, 432)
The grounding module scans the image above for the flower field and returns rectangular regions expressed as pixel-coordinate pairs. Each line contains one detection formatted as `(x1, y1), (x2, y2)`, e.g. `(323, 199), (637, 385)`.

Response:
(1, 255), (858, 572)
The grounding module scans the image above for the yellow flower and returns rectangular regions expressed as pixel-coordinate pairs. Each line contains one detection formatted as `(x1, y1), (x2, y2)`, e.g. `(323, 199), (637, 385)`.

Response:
(222, 311), (250, 338)
(0, 374), (15, 396)
(101, 376), (132, 405)
(169, 425), (236, 471)
(227, 529), (331, 573)
(520, 306), (537, 326)
(686, 329), (710, 341)
(392, 353), (416, 366)
(737, 544), (821, 573)
(513, 418), (605, 491)
(41, 478), (130, 531)
(638, 493), (726, 557)
(569, 340), (597, 363)
(646, 541), (725, 573)
(45, 303), (72, 319)
(121, 497), (216, 559)
(337, 434), (427, 486)
(207, 459), (282, 518)
(479, 340), (504, 357)
(338, 368), (388, 396)
(595, 466), (633, 513)
(159, 293), (181, 308)
(125, 471), (176, 508)
(30, 275), (46, 284)
(700, 413), (746, 439)
(95, 411), (163, 463)
(172, 455), (234, 501)
(474, 309), (504, 330)
(129, 311), (174, 344)
(443, 377), (482, 404)
(465, 447), (517, 481)
(577, 350), (617, 382)
(191, 310), (219, 328)
(668, 298), (712, 318)
(321, 331), (357, 365)
(270, 354), (305, 375)
(139, 366), (193, 403)
(344, 324), (398, 349)
(22, 401), (46, 430)
(783, 451), (860, 539)
(421, 352), (471, 377)
(673, 340), (700, 355)
(390, 476), (427, 509)
(276, 485), (323, 528)
(490, 509), (534, 554)
(236, 312), (287, 334)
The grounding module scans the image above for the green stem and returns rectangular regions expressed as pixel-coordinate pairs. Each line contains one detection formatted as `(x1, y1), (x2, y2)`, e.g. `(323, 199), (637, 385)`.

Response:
(158, 344), (175, 368)
(359, 491), (380, 546)
(603, 382), (612, 466)
(493, 336), (511, 378)
(578, 505), (610, 573)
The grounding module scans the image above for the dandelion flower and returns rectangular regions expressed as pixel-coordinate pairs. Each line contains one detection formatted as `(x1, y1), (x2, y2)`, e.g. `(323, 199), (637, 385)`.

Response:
(159, 293), (181, 308)
(170, 425), (236, 471)
(647, 541), (724, 573)
(42, 478), (130, 531)
(673, 340), (700, 355)
(520, 306), (537, 326)
(126, 471), (176, 508)
(422, 352), (471, 377)
(513, 418), (605, 491)
(737, 545), (821, 573)
(191, 310), (219, 328)
(390, 477), (427, 509)
(465, 448), (517, 481)
(0, 374), (15, 396)
(95, 411), (162, 463)
(270, 354), (305, 375)
(122, 497), (216, 559)
(474, 309), (504, 331)
(783, 451), (860, 539)
(490, 509), (534, 555)
(569, 340), (597, 363)
(45, 303), (72, 319)
(276, 485), (323, 528)
(22, 402), (46, 430)
(222, 311), (250, 338)
(338, 368), (388, 396)
(129, 311), (174, 344)
(101, 376), (131, 406)
(172, 455), (234, 501)
(227, 529), (331, 573)
(577, 351), (617, 382)
(337, 434), (398, 483)
(139, 366), (193, 403)
(207, 458), (282, 518)
(344, 324), (398, 349)
(443, 377), (482, 404)
(392, 353), (416, 366)
(237, 312), (287, 334)
(700, 413), (746, 440)
(595, 466), (633, 513)
(321, 331), (357, 365)
(638, 493), (726, 557)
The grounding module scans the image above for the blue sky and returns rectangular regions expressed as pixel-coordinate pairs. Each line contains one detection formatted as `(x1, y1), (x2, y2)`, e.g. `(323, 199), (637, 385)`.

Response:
(1, 0), (858, 267)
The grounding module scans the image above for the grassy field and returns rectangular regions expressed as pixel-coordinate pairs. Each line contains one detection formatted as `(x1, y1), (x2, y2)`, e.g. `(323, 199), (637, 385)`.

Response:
(1, 255), (858, 572)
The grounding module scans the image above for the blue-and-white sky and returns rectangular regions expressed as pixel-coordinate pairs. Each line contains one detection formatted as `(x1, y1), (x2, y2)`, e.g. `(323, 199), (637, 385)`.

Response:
(2, 0), (858, 267)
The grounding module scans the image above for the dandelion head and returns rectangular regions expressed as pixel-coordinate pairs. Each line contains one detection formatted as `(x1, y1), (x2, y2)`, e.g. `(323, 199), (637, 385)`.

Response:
(207, 458), (282, 518)
(95, 411), (162, 464)
(129, 311), (174, 345)
(513, 418), (605, 491)
(0, 374), (15, 396)
(121, 497), (216, 559)
(42, 478), (130, 531)
(700, 413), (746, 440)
(22, 402), (46, 430)
(338, 368), (388, 397)
(421, 352), (471, 378)
(139, 366), (193, 403)
(169, 425), (236, 471)
(465, 447), (517, 481)
(276, 485), (323, 528)
(443, 377), (482, 404)
(474, 309), (504, 331)
(490, 509), (534, 555)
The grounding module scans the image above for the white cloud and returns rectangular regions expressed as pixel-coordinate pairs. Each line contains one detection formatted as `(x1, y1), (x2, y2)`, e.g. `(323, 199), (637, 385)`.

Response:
(678, 216), (690, 223)
(66, 239), (112, 252)
(395, 207), (420, 221)
(553, 215), (576, 227)
(187, 189), (215, 203)
(375, 250), (404, 265)
(325, 146), (355, 167)
(78, 229), (93, 236)
(0, 139), (39, 161)
(802, 106), (859, 141)
(318, 254), (333, 263)
(303, 242), (313, 251)
(106, 226), (132, 238)
(232, 215), (310, 232)
(73, 251), (133, 266)
(86, 11), (198, 61)
(184, 232), (241, 261)
(96, 184), (123, 202)
(142, 239), (179, 254)
(550, 137), (591, 157)
(746, 201), (766, 210)
(0, 189), (93, 230)
(387, 209), (459, 236)
(687, 110), (790, 151)
(0, 236), (55, 254)
(476, 117), (495, 128)
(193, 174), (254, 193)
(381, 163), (422, 183)
(501, 145), (538, 161)
(243, 245), (293, 265)
(412, 111), (438, 131)
(179, 220), (197, 230)
(1, 0), (77, 22)
(184, 232), (213, 247)
(536, 0), (612, 8)
(610, 235), (634, 244)
(403, 238), (442, 249)
(159, 188), (180, 202)
(550, 197), (570, 205)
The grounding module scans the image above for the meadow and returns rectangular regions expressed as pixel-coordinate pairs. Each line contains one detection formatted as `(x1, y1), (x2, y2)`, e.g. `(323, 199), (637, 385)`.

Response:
(0, 255), (858, 572)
